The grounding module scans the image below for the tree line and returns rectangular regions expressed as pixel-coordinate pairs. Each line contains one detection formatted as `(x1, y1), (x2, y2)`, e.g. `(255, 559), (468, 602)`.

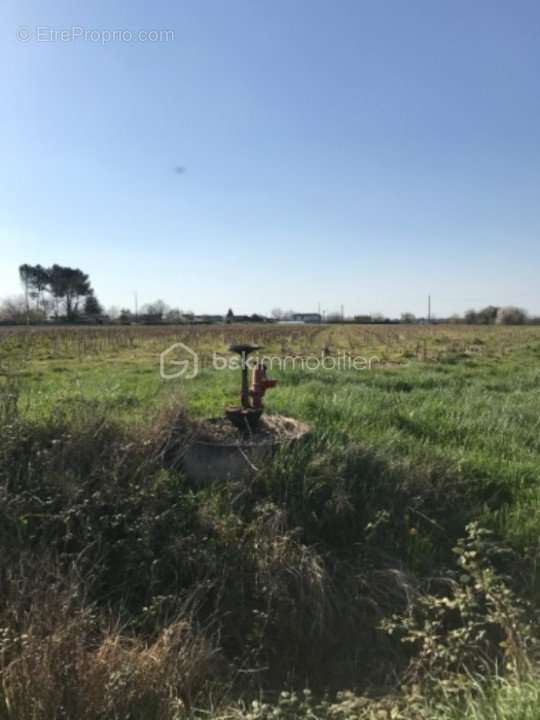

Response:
(0, 265), (533, 326)
(460, 305), (528, 325)
(17, 264), (102, 321)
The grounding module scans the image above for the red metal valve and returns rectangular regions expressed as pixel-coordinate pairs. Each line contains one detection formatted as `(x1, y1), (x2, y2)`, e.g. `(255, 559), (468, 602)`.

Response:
(225, 345), (277, 432)
(250, 361), (277, 409)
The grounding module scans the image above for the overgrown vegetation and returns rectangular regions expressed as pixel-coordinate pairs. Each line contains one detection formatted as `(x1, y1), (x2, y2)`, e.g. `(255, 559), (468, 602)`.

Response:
(0, 324), (539, 718)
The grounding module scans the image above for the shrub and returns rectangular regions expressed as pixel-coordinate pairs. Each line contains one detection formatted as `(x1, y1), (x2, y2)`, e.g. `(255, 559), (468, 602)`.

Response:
(382, 523), (537, 689)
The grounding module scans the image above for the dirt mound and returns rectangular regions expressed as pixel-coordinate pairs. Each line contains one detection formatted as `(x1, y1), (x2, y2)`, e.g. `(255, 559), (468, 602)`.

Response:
(194, 414), (309, 446)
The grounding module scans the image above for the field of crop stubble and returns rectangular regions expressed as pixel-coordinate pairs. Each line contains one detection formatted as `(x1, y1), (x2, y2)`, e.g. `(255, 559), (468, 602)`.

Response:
(1, 322), (540, 719)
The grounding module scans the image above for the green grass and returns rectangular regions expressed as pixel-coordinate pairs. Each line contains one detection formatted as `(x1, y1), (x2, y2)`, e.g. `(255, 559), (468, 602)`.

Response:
(210, 675), (540, 719)
(440, 677), (540, 720)
(4, 324), (540, 548)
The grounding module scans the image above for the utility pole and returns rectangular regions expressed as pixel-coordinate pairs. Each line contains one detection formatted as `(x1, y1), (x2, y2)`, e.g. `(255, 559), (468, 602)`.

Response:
(134, 291), (138, 321)
(428, 294), (431, 323)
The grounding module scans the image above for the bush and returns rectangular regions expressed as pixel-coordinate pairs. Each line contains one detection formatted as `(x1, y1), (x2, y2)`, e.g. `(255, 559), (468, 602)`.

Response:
(382, 523), (537, 688)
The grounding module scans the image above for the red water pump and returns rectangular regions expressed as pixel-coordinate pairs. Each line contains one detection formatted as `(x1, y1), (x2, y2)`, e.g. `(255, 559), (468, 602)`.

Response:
(250, 360), (277, 409)
(226, 344), (277, 431)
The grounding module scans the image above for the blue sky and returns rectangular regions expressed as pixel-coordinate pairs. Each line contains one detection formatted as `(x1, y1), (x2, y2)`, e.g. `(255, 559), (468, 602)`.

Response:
(2, 0), (540, 317)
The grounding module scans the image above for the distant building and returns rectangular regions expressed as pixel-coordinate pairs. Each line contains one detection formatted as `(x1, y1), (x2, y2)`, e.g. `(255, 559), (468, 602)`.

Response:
(225, 314), (273, 323)
(139, 313), (163, 324)
(292, 313), (322, 324)
(192, 314), (224, 324)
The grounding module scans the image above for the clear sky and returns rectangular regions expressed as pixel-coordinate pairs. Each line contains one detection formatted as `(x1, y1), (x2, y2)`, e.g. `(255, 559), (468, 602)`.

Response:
(2, 0), (540, 317)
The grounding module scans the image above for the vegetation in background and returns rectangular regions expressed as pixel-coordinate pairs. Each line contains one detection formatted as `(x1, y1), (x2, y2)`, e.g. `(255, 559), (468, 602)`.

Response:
(18, 263), (96, 321)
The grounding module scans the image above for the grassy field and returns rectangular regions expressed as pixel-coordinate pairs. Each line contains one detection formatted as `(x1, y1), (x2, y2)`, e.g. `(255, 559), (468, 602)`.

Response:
(1, 323), (539, 718)
(3, 323), (540, 545)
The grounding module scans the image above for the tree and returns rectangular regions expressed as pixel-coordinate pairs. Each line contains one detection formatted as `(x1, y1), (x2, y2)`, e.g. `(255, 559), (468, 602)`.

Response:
(18, 264), (33, 319)
(271, 308), (284, 320)
(165, 308), (184, 323)
(84, 293), (103, 316)
(463, 305), (527, 325)
(464, 309), (478, 324)
(401, 312), (416, 324)
(476, 305), (499, 324)
(225, 308), (234, 324)
(18, 263), (95, 320)
(141, 300), (169, 321)
(495, 306), (528, 325)
(0, 295), (45, 324)
(119, 308), (133, 324)
(19, 264), (49, 318)
(29, 265), (50, 310)
(48, 265), (92, 320)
